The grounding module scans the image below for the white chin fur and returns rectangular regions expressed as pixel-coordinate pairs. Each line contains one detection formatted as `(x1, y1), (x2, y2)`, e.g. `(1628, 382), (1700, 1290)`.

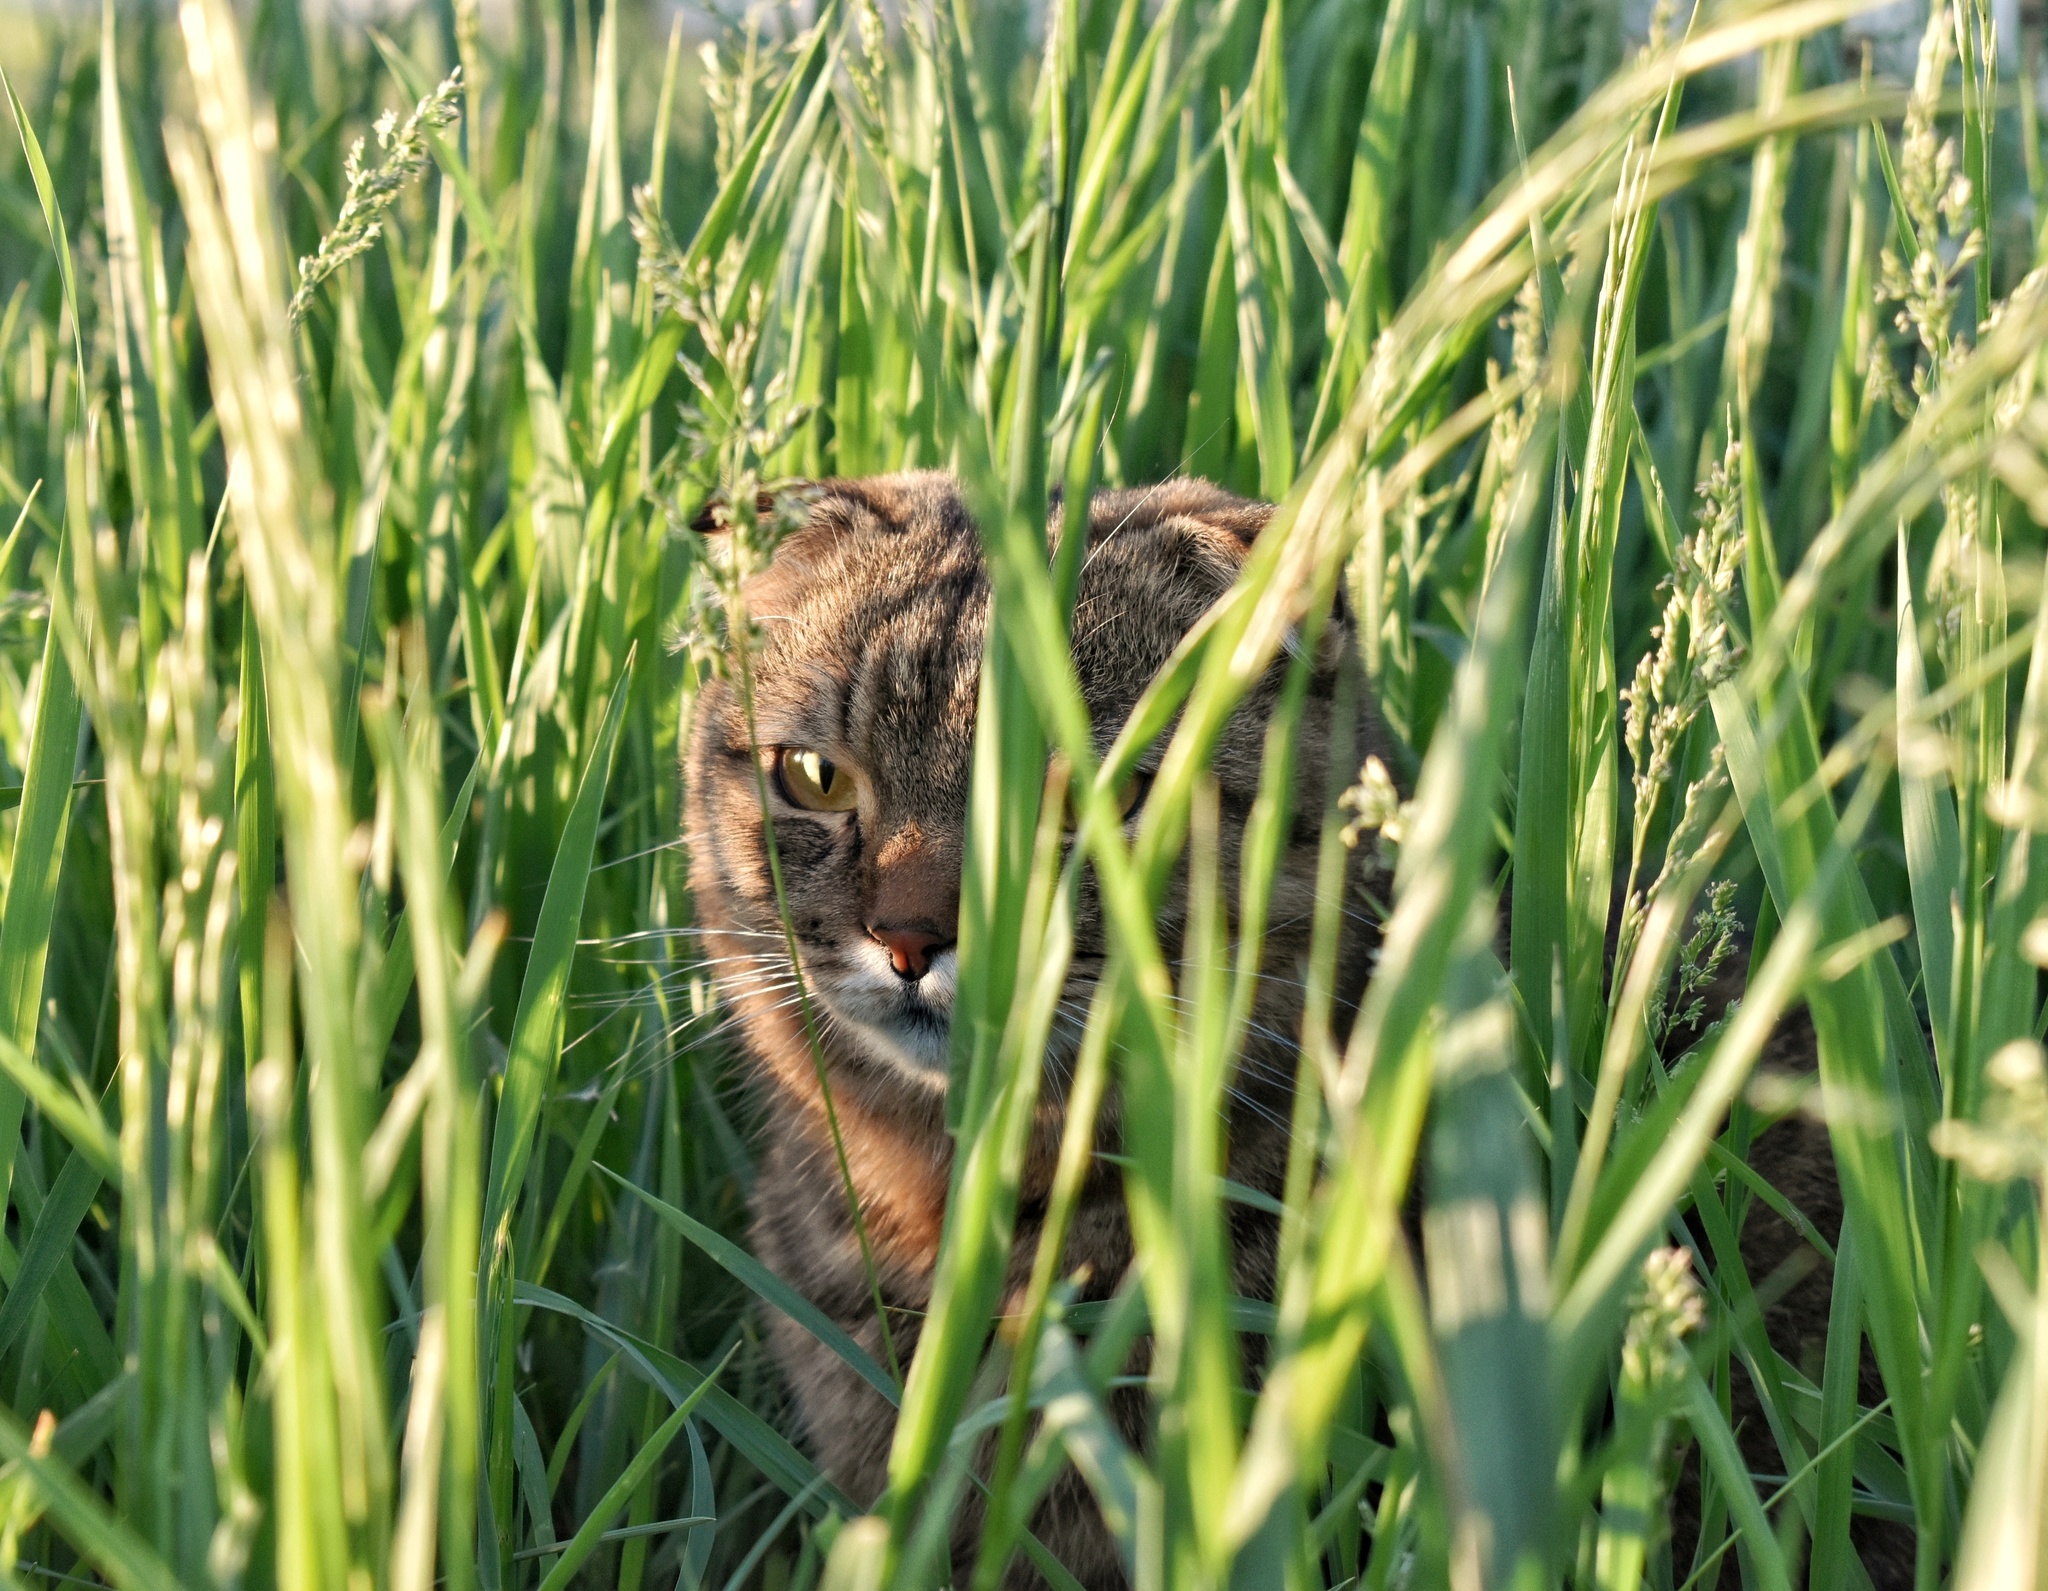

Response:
(821, 945), (959, 1081)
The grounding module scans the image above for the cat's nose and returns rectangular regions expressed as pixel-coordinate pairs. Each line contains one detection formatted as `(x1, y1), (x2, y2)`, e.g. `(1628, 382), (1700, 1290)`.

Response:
(867, 925), (950, 981)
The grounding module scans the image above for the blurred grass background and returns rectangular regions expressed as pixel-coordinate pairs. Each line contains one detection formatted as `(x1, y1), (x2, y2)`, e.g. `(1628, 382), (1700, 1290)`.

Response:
(2, 0), (2048, 1587)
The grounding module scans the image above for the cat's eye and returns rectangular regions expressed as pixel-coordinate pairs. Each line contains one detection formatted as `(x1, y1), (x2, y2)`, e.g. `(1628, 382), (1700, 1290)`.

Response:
(1065, 768), (1147, 829)
(775, 748), (859, 812)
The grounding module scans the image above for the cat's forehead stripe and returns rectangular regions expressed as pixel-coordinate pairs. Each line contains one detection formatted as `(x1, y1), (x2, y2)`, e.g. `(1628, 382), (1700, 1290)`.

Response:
(845, 592), (981, 793)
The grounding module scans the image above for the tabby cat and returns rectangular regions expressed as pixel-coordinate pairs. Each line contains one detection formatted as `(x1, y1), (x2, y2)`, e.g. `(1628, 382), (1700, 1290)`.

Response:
(684, 473), (1384, 1581)
(682, 472), (1884, 1588)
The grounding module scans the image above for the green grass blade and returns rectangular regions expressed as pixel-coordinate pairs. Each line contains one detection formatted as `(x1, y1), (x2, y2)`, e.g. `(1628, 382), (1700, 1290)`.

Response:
(532, 1349), (728, 1591)
(1710, 676), (1941, 1555)
(1681, 1366), (1793, 1591)
(0, 1035), (118, 1182)
(0, 71), (88, 1216)
(0, 555), (81, 1205)
(481, 655), (633, 1249)
(1425, 983), (1555, 1587)
(1895, 531), (1960, 1052)
(0, 1405), (185, 1591)
(1511, 489), (1572, 1091)
(516, 1283), (854, 1516)
(0, 62), (87, 391)
(603, 1169), (899, 1406)
(1806, 1228), (1864, 1591)
(1221, 116), (1294, 499)
(0, 1148), (101, 1362)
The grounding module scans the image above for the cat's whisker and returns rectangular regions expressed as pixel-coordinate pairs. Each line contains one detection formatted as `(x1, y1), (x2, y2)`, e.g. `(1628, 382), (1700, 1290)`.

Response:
(563, 978), (792, 1018)
(590, 836), (692, 872)
(575, 953), (791, 980)
(584, 925), (789, 947)
(669, 958), (802, 983)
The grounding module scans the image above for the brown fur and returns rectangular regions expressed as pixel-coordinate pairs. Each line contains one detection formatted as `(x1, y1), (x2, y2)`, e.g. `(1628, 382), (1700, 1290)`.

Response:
(685, 473), (1391, 1583)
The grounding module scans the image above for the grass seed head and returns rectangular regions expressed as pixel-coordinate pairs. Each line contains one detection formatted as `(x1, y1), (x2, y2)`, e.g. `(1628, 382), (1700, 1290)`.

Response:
(1874, 3), (1981, 405)
(1622, 1247), (1705, 1398)
(287, 67), (463, 328)
(1339, 753), (1409, 862)
(1931, 1041), (2048, 1185)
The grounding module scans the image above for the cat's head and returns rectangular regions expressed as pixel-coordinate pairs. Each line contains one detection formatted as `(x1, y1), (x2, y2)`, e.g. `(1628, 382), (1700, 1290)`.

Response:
(684, 471), (1383, 1119)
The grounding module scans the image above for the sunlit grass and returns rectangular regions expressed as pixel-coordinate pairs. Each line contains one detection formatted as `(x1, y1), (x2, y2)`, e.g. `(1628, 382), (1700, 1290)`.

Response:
(0, 0), (2045, 1586)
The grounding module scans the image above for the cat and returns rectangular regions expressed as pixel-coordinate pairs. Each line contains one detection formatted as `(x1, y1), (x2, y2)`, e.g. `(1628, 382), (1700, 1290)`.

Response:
(684, 472), (1388, 1584)
(681, 472), (1898, 1589)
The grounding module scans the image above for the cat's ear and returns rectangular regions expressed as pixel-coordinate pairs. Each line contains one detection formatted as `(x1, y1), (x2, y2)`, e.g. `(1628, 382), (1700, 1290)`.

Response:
(1137, 478), (1357, 631)
(1088, 478), (1275, 548)
(688, 482), (816, 534)
(1177, 486), (1274, 547)
(1192, 491), (1360, 648)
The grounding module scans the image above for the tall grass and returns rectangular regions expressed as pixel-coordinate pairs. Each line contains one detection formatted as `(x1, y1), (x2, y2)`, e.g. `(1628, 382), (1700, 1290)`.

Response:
(0, 0), (2046, 1585)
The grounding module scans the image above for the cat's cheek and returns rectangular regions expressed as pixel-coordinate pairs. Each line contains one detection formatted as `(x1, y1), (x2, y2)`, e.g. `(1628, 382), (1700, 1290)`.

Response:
(772, 813), (846, 873)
